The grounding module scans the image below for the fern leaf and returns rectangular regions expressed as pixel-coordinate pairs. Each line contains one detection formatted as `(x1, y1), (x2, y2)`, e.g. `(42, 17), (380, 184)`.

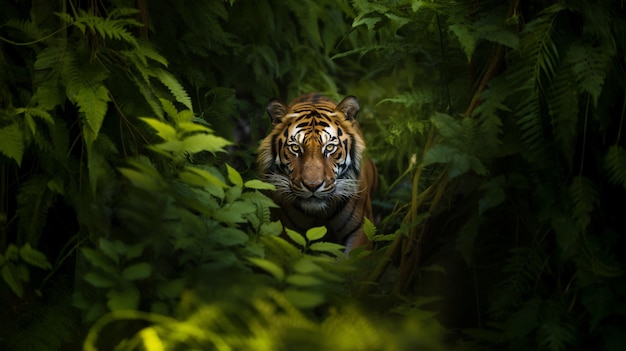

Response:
(568, 42), (613, 106)
(604, 145), (626, 189)
(72, 9), (139, 47)
(569, 176), (597, 232)
(75, 85), (111, 136)
(546, 49), (579, 168)
(489, 247), (545, 319)
(0, 122), (25, 166)
(155, 69), (193, 112)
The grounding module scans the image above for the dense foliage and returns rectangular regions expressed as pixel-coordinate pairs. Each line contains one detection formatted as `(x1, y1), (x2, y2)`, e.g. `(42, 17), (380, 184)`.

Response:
(1, 0), (625, 350)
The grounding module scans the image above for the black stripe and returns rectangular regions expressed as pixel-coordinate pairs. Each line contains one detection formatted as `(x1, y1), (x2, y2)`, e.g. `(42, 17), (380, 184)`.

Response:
(332, 198), (357, 234)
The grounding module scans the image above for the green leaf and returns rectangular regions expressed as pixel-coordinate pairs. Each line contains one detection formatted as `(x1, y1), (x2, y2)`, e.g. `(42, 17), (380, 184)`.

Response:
(212, 201), (257, 224)
(308, 242), (345, 256)
(212, 227), (249, 246)
(76, 85), (110, 136)
(285, 228), (306, 247)
(118, 167), (164, 192)
(121, 262), (152, 280)
(226, 164), (243, 187)
(293, 257), (322, 274)
(83, 271), (117, 288)
(82, 248), (117, 274)
(248, 258), (285, 281)
(98, 238), (120, 263)
(2, 263), (24, 297)
(18, 243), (52, 270)
(286, 274), (324, 287)
(260, 221), (283, 236)
(107, 286), (140, 311)
(283, 288), (326, 308)
(140, 117), (177, 141)
(305, 226), (327, 242)
(0, 123), (25, 166)
(155, 69), (193, 111)
(181, 133), (231, 154)
(244, 179), (276, 190)
(363, 218), (376, 240)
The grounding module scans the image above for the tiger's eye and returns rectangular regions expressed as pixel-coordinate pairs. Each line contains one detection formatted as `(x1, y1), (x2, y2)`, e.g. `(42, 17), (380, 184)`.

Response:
(325, 144), (336, 152)
(289, 144), (300, 153)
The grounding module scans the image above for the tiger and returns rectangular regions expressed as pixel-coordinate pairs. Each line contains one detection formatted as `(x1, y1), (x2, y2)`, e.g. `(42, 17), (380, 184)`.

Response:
(257, 93), (377, 252)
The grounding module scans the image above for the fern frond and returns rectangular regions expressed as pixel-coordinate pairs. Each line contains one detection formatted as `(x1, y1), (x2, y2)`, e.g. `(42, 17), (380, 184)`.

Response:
(154, 69), (193, 112)
(4, 19), (46, 41)
(546, 48), (579, 168)
(604, 145), (626, 189)
(489, 247), (546, 319)
(69, 9), (140, 47)
(568, 42), (613, 106)
(569, 176), (597, 231)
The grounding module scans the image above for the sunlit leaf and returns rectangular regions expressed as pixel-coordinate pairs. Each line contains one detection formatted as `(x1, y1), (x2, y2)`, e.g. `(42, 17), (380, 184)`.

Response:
(248, 258), (284, 281)
(226, 164), (243, 187)
(244, 179), (276, 190)
(285, 228), (306, 247)
(305, 226), (327, 242)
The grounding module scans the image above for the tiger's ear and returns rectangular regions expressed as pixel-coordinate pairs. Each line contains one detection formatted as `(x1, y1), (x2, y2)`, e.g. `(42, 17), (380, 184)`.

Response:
(266, 99), (288, 125)
(336, 96), (360, 121)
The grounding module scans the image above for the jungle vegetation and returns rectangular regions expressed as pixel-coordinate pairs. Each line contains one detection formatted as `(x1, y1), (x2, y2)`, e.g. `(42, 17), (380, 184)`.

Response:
(1, 0), (625, 350)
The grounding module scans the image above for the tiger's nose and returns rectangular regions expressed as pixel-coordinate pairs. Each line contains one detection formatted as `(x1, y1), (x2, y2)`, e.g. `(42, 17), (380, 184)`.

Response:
(302, 180), (323, 192)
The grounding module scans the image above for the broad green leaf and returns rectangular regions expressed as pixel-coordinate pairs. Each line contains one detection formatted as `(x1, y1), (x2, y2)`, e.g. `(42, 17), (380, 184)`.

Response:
(122, 262), (152, 280)
(283, 288), (326, 308)
(286, 274), (324, 287)
(305, 226), (327, 241)
(2, 263), (24, 297)
(18, 243), (52, 270)
(0, 123), (24, 166)
(82, 248), (117, 274)
(118, 167), (163, 192)
(308, 242), (345, 256)
(4, 244), (19, 261)
(124, 243), (146, 260)
(107, 286), (140, 311)
(76, 85), (110, 136)
(98, 238), (120, 263)
(248, 258), (284, 281)
(178, 121), (213, 134)
(293, 257), (321, 274)
(181, 134), (231, 154)
(212, 227), (249, 246)
(260, 221), (283, 236)
(226, 164), (243, 187)
(244, 179), (276, 190)
(83, 271), (116, 288)
(213, 201), (257, 224)
(285, 228), (306, 247)
(225, 185), (242, 203)
(140, 117), (177, 141)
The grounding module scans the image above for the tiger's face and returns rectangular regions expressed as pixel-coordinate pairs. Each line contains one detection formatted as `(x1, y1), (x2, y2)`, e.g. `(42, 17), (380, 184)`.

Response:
(258, 94), (365, 213)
